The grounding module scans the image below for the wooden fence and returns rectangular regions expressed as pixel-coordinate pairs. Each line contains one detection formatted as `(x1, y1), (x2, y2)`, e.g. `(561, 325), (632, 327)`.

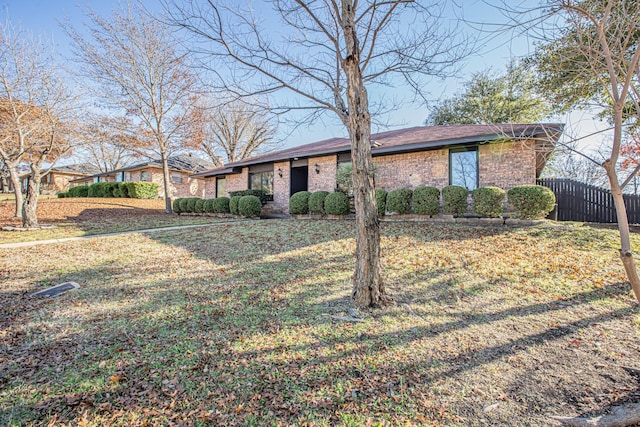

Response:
(537, 178), (640, 224)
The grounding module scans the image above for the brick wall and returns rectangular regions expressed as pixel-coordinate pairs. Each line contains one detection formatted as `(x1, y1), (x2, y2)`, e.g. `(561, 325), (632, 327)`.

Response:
(226, 167), (249, 193)
(131, 167), (207, 199)
(373, 149), (449, 190)
(308, 155), (338, 192)
(273, 161), (290, 213)
(478, 140), (536, 190)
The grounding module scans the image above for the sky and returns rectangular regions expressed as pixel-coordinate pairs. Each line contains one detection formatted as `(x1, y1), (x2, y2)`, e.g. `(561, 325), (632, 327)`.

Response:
(0, 0), (609, 155)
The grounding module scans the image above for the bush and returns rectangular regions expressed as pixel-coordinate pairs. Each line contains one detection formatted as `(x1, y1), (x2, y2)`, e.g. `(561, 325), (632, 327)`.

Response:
(186, 198), (199, 213)
(179, 198), (190, 212)
(114, 183), (128, 198)
(229, 189), (269, 205)
(472, 186), (506, 218)
(309, 191), (329, 214)
(68, 185), (89, 198)
(507, 185), (555, 219)
(413, 186), (440, 216)
(88, 182), (110, 197)
(386, 189), (413, 214)
(173, 198), (183, 213)
(239, 195), (262, 217)
(194, 198), (206, 213)
(106, 182), (120, 197)
(125, 182), (158, 199)
(213, 197), (230, 214)
(375, 189), (387, 217)
(289, 191), (311, 215)
(203, 199), (215, 213)
(324, 191), (350, 215)
(442, 185), (468, 216)
(230, 196), (242, 215)
(57, 192), (68, 198)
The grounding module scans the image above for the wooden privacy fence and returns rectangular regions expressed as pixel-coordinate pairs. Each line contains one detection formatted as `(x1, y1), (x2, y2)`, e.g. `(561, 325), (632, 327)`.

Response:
(537, 178), (640, 224)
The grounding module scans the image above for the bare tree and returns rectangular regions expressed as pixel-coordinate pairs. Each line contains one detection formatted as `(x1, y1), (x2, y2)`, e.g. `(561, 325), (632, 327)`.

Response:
(0, 22), (73, 224)
(0, 158), (8, 192)
(187, 98), (278, 165)
(167, 1), (471, 307)
(78, 114), (143, 173)
(523, 0), (640, 303)
(65, 2), (198, 213)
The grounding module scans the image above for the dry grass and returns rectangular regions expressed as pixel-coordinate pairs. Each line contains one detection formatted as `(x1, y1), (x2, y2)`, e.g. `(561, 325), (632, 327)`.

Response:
(1, 219), (639, 426)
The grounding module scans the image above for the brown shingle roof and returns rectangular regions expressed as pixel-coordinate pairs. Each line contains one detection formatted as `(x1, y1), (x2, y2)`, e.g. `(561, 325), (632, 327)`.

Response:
(193, 123), (563, 177)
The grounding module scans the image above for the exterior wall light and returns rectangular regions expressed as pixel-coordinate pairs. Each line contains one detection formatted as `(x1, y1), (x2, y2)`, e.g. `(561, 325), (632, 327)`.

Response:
(314, 164), (320, 174)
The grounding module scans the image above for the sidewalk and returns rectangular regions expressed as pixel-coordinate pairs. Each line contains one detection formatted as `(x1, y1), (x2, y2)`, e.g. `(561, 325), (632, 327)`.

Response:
(0, 221), (247, 249)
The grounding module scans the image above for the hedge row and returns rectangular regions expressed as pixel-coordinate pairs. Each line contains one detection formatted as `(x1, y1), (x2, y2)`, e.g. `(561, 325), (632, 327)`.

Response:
(173, 195), (261, 217)
(289, 185), (555, 219)
(58, 182), (158, 199)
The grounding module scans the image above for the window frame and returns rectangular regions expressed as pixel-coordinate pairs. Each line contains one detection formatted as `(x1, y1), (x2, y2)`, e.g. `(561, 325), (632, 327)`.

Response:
(171, 172), (183, 184)
(248, 170), (274, 201)
(140, 170), (148, 182)
(449, 146), (479, 190)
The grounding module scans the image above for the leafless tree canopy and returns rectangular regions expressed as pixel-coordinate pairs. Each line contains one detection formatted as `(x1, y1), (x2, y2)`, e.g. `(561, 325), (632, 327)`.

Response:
(66, 1), (199, 213)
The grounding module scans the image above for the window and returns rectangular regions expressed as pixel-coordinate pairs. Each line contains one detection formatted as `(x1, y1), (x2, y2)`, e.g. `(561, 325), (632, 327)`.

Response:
(449, 147), (478, 190)
(171, 173), (183, 184)
(140, 170), (148, 181)
(93, 177), (99, 184)
(124, 172), (131, 182)
(216, 177), (226, 198)
(116, 172), (123, 182)
(249, 171), (274, 198)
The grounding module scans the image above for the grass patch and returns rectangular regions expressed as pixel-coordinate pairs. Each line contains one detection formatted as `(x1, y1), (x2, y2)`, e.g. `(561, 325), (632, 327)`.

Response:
(1, 220), (639, 426)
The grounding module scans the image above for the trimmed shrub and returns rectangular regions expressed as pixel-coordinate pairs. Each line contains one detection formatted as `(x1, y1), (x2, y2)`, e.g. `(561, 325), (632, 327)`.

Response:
(413, 186), (440, 216)
(229, 189), (269, 205)
(442, 185), (468, 216)
(386, 189), (413, 214)
(194, 198), (206, 213)
(309, 191), (329, 214)
(375, 189), (387, 217)
(186, 198), (199, 213)
(213, 197), (230, 214)
(472, 186), (506, 218)
(125, 182), (158, 199)
(507, 185), (555, 219)
(230, 196), (242, 215)
(239, 195), (262, 217)
(289, 191), (310, 215)
(179, 198), (190, 212)
(173, 198), (183, 213)
(203, 199), (216, 213)
(88, 182), (109, 197)
(114, 183), (128, 198)
(57, 192), (68, 198)
(105, 182), (120, 197)
(324, 191), (350, 215)
(68, 185), (89, 198)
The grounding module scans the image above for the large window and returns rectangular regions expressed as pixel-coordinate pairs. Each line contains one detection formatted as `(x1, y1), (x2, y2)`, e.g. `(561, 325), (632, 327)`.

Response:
(249, 171), (274, 197)
(171, 172), (183, 184)
(216, 177), (226, 198)
(140, 170), (148, 181)
(449, 147), (478, 190)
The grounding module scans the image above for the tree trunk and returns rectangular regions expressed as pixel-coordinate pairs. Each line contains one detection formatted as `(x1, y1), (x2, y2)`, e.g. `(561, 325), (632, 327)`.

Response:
(7, 161), (23, 218)
(22, 174), (40, 228)
(606, 164), (640, 302)
(0, 168), (8, 193)
(341, 1), (388, 308)
(160, 150), (173, 214)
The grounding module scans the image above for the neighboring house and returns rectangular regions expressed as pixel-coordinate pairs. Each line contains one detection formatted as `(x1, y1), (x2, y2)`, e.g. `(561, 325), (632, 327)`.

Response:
(192, 124), (564, 215)
(18, 163), (101, 194)
(70, 154), (214, 199)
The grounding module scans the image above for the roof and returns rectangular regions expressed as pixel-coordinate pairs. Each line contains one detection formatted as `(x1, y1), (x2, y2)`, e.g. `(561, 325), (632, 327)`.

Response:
(193, 123), (564, 178)
(71, 154), (215, 182)
(51, 163), (101, 176)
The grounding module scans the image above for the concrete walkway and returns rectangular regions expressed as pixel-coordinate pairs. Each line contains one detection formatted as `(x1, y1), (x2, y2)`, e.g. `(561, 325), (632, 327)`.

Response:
(0, 221), (248, 249)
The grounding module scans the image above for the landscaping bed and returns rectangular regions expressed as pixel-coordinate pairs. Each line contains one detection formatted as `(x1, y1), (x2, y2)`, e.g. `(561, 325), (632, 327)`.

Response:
(0, 198), (228, 244)
(1, 220), (639, 426)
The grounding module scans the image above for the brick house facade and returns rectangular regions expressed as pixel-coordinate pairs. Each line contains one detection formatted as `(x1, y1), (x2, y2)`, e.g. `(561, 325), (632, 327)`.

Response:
(70, 155), (213, 199)
(192, 124), (563, 215)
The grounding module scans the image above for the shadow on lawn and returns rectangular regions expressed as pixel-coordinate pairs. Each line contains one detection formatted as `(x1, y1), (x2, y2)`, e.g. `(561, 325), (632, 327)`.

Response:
(3, 219), (640, 425)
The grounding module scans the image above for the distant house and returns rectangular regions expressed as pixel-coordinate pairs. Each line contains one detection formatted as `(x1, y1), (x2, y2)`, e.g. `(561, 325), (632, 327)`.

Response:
(70, 154), (215, 199)
(191, 124), (564, 215)
(19, 163), (101, 194)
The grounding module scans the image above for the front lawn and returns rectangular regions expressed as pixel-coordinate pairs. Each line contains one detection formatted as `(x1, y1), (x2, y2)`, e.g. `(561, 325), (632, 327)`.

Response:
(0, 198), (229, 244)
(1, 220), (639, 426)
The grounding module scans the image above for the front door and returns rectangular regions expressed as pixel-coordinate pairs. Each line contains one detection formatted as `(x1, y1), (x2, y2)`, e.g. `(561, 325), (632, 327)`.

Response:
(290, 166), (308, 195)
